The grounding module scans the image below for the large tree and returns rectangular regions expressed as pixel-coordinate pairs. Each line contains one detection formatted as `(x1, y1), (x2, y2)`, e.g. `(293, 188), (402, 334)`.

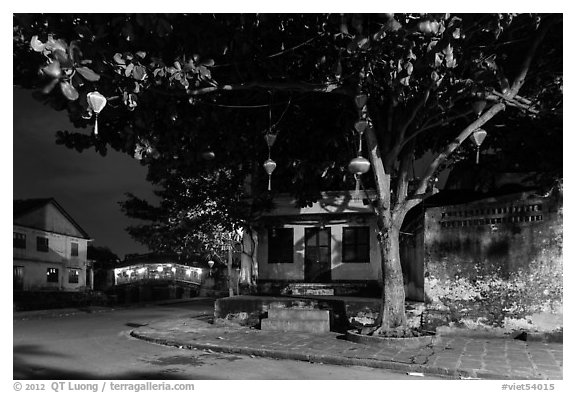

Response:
(13, 13), (562, 331)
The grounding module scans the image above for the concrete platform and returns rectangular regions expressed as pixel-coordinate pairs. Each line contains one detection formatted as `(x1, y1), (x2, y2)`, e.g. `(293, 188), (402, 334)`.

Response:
(262, 308), (331, 333)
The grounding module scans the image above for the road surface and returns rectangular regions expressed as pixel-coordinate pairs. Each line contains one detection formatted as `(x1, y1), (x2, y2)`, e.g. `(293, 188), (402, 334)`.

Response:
(13, 298), (442, 380)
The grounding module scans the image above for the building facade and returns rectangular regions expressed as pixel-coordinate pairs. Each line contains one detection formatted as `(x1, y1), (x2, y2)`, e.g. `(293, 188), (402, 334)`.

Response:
(241, 191), (383, 296)
(13, 199), (92, 292)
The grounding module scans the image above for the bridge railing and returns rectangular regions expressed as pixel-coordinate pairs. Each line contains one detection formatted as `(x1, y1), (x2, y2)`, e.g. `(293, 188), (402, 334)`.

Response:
(114, 263), (205, 286)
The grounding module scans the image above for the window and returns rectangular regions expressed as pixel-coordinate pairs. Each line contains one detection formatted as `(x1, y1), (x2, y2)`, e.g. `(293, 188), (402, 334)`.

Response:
(342, 227), (370, 263)
(13, 233), (26, 249)
(68, 268), (79, 284)
(47, 268), (58, 283)
(37, 236), (49, 252)
(268, 228), (294, 263)
(71, 242), (79, 257)
(14, 266), (24, 290)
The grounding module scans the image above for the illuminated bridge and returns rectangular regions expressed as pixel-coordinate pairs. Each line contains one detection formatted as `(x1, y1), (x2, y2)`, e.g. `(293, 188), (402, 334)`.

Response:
(114, 263), (205, 286)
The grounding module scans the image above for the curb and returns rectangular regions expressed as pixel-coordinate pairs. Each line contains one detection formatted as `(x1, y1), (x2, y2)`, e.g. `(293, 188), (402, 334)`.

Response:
(130, 330), (521, 380)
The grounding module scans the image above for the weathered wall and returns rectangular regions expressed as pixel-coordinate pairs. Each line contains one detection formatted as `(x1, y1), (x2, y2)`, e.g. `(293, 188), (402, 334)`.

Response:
(423, 190), (563, 333)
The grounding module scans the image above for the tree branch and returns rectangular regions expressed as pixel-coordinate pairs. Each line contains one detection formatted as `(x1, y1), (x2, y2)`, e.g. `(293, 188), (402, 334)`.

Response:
(407, 103), (506, 210)
(507, 15), (561, 98)
(188, 80), (347, 96)
(398, 109), (474, 151)
(365, 124), (391, 214)
(487, 91), (539, 114)
(398, 87), (431, 145)
(385, 88), (431, 169)
(394, 144), (414, 207)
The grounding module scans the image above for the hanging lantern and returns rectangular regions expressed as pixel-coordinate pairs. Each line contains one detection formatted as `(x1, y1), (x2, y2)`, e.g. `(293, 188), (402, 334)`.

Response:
(348, 156), (371, 175)
(354, 94), (368, 109)
(354, 120), (368, 135)
(470, 128), (488, 164)
(264, 133), (277, 148)
(471, 100), (487, 117)
(348, 156), (370, 199)
(263, 158), (277, 191)
(86, 91), (107, 136)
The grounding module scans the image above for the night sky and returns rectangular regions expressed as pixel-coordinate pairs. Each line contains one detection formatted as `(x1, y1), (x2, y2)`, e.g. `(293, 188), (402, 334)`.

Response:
(13, 87), (156, 258)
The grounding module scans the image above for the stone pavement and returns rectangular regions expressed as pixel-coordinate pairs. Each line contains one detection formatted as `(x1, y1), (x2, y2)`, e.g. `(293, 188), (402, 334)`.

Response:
(131, 317), (563, 380)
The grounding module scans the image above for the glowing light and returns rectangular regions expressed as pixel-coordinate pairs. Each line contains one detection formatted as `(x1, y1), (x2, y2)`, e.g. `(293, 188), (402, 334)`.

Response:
(157, 266), (164, 272)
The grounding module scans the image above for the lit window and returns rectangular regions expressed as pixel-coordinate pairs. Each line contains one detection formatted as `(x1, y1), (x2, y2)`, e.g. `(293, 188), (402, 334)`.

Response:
(47, 268), (58, 283)
(68, 268), (79, 284)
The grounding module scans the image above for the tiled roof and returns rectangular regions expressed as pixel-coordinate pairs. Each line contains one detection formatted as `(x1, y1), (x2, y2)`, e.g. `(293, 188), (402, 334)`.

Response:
(13, 198), (91, 239)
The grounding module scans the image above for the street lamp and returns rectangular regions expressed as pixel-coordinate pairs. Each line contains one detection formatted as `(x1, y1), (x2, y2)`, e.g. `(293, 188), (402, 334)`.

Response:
(207, 260), (215, 276)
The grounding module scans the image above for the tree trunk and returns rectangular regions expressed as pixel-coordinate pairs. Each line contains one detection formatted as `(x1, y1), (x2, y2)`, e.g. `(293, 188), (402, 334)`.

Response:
(375, 220), (407, 329)
(227, 246), (234, 297)
(364, 123), (407, 330)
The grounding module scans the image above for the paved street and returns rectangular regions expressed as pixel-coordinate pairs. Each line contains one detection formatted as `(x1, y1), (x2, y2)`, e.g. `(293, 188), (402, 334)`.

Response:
(13, 299), (438, 380)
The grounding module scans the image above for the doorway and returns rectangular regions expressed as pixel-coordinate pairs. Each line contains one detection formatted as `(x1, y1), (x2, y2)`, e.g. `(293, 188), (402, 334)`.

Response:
(304, 227), (331, 282)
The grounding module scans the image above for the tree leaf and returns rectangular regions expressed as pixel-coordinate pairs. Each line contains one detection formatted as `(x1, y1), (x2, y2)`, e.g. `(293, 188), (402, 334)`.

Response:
(43, 62), (62, 78)
(200, 58), (215, 67)
(60, 81), (79, 101)
(113, 53), (126, 65)
(132, 65), (147, 80)
(30, 36), (45, 52)
(125, 63), (134, 77)
(76, 66), (101, 81)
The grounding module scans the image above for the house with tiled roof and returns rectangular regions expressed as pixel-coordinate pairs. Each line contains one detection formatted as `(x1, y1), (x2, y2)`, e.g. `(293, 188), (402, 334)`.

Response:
(13, 198), (93, 291)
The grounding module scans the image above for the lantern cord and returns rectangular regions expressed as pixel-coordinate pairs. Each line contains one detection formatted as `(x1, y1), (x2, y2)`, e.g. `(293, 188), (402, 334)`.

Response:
(353, 174), (362, 200)
(94, 114), (99, 136)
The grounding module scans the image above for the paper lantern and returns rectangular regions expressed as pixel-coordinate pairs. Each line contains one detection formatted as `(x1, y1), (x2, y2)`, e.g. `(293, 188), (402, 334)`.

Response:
(348, 156), (370, 175)
(263, 158), (277, 191)
(471, 128), (488, 164)
(86, 91), (107, 135)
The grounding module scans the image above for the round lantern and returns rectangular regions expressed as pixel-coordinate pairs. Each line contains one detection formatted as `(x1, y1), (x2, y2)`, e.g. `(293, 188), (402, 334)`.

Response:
(263, 158), (277, 191)
(86, 91), (107, 135)
(348, 156), (370, 175)
(354, 120), (368, 135)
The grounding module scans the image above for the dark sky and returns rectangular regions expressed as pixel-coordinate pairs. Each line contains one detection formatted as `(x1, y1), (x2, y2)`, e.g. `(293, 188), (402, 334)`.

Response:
(13, 87), (156, 258)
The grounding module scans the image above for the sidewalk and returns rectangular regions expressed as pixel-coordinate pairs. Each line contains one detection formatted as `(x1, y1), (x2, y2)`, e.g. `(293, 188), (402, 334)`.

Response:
(131, 317), (563, 380)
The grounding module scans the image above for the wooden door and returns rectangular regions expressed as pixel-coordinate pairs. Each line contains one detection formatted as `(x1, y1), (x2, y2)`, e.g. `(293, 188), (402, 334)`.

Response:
(304, 227), (331, 283)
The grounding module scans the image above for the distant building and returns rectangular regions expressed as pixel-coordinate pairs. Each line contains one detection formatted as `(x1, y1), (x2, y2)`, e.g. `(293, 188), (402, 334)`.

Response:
(13, 198), (92, 291)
